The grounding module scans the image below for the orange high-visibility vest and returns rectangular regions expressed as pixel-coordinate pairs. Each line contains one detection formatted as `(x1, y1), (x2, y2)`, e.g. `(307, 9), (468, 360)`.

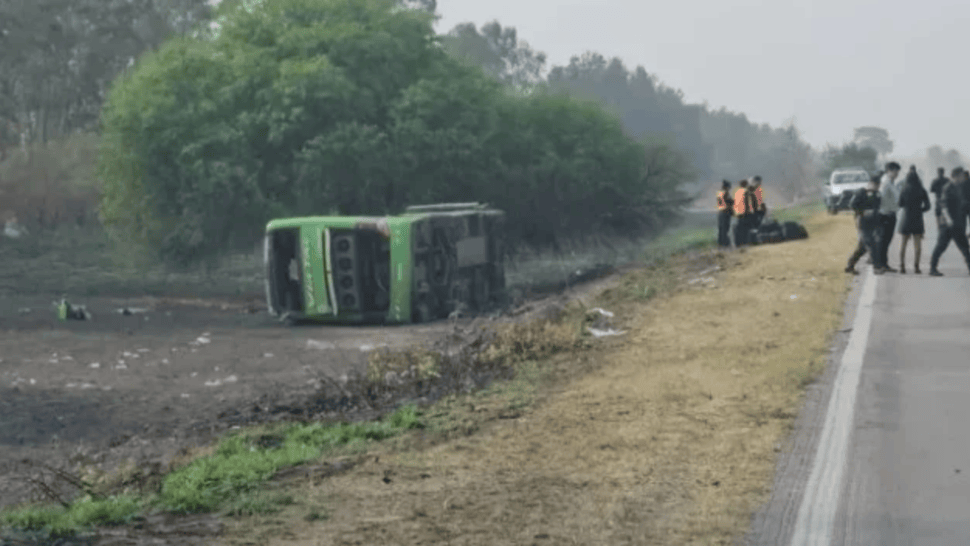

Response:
(716, 190), (729, 211)
(733, 188), (748, 215)
(755, 186), (764, 208)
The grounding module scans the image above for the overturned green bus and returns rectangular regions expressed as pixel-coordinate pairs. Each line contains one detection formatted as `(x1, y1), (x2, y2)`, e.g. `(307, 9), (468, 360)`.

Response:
(264, 203), (506, 324)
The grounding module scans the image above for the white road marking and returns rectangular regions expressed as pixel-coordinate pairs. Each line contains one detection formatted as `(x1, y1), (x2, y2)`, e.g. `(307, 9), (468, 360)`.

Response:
(790, 268), (878, 545)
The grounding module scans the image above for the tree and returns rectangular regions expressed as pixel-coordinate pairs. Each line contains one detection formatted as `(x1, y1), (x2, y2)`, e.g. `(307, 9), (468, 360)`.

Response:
(853, 126), (893, 156)
(442, 21), (547, 89)
(0, 0), (213, 145)
(820, 143), (878, 179)
(100, 0), (692, 264)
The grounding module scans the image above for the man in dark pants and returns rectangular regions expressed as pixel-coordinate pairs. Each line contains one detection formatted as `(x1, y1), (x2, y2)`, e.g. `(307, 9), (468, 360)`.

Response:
(846, 174), (885, 274)
(752, 176), (767, 227)
(929, 168), (970, 276)
(716, 180), (734, 247)
(875, 162), (902, 273)
(733, 179), (752, 246)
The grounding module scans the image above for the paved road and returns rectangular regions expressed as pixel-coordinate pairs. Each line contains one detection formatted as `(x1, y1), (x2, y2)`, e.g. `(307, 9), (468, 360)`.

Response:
(748, 213), (970, 545)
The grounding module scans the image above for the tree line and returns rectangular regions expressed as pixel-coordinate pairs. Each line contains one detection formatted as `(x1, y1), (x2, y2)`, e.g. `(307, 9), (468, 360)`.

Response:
(445, 22), (819, 201)
(4, 0), (822, 265)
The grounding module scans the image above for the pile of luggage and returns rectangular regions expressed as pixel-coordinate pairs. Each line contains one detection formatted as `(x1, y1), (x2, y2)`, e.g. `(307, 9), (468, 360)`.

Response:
(749, 219), (809, 245)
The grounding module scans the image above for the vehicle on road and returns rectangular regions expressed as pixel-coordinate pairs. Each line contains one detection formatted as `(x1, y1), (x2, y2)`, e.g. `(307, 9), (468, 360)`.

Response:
(264, 203), (506, 324)
(824, 168), (871, 214)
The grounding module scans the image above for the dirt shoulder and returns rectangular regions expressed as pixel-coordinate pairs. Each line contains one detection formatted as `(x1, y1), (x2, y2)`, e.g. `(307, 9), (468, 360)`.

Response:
(217, 212), (857, 545)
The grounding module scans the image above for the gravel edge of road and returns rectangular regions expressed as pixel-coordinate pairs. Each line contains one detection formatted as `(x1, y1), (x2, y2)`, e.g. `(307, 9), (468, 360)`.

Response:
(741, 268), (866, 545)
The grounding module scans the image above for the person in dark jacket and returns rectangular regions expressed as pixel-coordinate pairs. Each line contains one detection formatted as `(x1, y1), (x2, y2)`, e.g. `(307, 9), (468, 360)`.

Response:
(930, 167), (948, 220)
(928, 168), (970, 276)
(897, 169), (931, 274)
(845, 174), (885, 274)
(716, 180), (734, 247)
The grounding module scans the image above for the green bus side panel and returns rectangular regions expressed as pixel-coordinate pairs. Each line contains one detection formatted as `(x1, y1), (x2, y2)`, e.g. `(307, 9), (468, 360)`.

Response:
(387, 218), (415, 324)
(301, 225), (332, 316)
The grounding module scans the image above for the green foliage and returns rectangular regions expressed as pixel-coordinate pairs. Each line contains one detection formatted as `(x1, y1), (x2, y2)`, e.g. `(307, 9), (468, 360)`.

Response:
(1, 495), (141, 538)
(0, 0), (213, 146)
(0, 133), (100, 230)
(820, 143), (878, 179)
(98, 0), (695, 265)
(158, 404), (422, 514)
(442, 21), (547, 89)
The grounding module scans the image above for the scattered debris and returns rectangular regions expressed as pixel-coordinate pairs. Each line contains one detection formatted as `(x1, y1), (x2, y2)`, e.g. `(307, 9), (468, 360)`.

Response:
(307, 339), (337, 351)
(588, 307), (615, 318)
(3, 219), (27, 239)
(697, 265), (721, 276)
(54, 299), (91, 321)
(204, 375), (239, 387)
(587, 327), (627, 338)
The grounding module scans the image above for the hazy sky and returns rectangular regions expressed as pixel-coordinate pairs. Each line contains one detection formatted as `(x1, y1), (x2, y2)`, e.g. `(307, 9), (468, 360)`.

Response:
(436, 0), (970, 158)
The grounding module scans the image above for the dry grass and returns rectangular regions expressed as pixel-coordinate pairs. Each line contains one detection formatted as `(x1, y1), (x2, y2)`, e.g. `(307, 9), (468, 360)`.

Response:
(217, 212), (857, 545)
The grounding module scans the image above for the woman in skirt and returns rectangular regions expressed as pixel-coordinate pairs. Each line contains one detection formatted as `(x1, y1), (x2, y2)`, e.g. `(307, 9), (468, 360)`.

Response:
(897, 167), (932, 274)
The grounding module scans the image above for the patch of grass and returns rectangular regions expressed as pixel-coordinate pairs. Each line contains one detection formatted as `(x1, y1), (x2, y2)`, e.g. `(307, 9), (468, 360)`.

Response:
(0, 495), (141, 538)
(366, 346), (442, 383)
(643, 227), (716, 262)
(158, 404), (423, 514)
(772, 202), (824, 224)
(224, 491), (296, 517)
(0, 225), (265, 298)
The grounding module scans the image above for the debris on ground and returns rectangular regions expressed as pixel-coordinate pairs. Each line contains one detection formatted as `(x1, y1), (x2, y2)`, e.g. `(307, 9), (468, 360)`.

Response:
(307, 339), (336, 351)
(587, 327), (627, 338)
(54, 299), (92, 321)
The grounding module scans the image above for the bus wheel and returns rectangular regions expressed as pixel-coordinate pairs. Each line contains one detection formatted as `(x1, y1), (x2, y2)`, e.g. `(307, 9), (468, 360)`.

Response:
(414, 303), (433, 323)
(472, 269), (490, 312)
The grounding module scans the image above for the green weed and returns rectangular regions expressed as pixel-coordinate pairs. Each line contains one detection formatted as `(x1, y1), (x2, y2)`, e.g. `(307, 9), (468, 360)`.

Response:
(0, 495), (141, 538)
(158, 405), (422, 514)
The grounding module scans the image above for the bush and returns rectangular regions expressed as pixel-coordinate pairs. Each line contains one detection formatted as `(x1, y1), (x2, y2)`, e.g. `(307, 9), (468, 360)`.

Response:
(98, 0), (692, 266)
(1, 495), (140, 538)
(0, 133), (100, 231)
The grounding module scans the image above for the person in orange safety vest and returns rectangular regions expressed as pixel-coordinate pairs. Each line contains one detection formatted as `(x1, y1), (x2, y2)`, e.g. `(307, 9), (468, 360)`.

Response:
(716, 180), (734, 247)
(733, 179), (753, 246)
(751, 175), (767, 227)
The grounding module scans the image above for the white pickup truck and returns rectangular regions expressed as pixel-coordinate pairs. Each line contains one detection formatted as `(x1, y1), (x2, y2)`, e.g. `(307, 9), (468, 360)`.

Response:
(824, 168), (871, 214)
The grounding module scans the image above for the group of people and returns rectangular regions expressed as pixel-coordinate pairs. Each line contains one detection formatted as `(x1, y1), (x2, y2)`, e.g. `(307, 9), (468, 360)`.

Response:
(845, 161), (970, 276)
(715, 176), (768, 247)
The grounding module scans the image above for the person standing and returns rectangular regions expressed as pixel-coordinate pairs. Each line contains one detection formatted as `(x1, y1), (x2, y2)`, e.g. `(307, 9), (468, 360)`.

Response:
(716, 180), (734, 247)
(845, 174), (885, 275)
(733, 179), (752, 246)
(875, 162), (902, 272)
(928, 168), (970, 276)
(752, 176), (767, 226)
(897, 168), (931, 274)
(930, 167), (948, 208)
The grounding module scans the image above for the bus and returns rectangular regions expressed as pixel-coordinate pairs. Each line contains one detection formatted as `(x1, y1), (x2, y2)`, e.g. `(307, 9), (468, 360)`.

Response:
(264, 203), (505, 324)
